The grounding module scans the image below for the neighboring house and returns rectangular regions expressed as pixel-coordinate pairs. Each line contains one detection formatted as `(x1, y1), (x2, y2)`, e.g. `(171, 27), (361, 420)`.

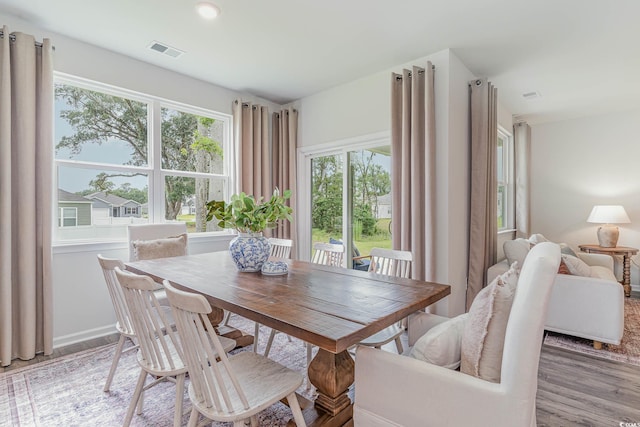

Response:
(181, 196), (196, 215)
(374, 194), (392, 219)
(85, 191), (142, 218)
(57, 189), (92, 227)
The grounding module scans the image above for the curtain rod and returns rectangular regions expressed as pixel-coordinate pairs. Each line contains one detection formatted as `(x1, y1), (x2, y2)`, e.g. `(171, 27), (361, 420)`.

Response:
(0, 30), (54, 50)
(394, 64), (436, 81)
(236, 100), (297, 113)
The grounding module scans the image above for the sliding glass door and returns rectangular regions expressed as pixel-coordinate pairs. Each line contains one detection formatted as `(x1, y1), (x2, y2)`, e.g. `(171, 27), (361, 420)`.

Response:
(309, 145), (391, 269)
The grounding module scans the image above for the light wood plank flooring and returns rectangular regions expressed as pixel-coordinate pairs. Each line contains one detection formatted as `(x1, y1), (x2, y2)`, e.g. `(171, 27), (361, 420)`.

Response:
(2, 314), (639, 426)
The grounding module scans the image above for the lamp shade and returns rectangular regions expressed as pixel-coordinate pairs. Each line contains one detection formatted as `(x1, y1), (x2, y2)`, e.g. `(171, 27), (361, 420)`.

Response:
(587, 205), (630, 224)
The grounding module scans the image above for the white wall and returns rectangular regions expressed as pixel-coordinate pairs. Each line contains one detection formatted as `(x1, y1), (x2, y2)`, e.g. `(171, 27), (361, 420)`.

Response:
(531, 108), (640, 289)
(1, 13), (278, 347)
(297, 49), (477, 316)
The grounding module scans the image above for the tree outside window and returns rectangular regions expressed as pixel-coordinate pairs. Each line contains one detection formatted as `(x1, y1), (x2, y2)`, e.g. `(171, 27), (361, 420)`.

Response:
(54, 79), (230, 241)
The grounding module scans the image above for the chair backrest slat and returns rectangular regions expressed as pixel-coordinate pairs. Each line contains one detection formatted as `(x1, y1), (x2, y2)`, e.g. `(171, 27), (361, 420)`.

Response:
(164, 281), (252, 415)
(368, 247), (413, 279)
(268, 238), (293, 259)
(115, 268), (183, 371)
(311, 242), (344, 267)
(98, 255), (135, 336)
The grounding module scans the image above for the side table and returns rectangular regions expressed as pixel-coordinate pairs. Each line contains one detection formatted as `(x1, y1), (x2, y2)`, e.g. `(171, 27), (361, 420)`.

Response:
(578, 244), (638, 297)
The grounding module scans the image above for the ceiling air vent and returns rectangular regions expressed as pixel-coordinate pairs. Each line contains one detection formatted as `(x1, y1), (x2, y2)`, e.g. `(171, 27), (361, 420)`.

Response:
(148, 41), (184, 59)
(522, 91), (541, 100)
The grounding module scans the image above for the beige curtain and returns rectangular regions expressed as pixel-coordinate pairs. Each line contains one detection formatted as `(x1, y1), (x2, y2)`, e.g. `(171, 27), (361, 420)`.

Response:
(272, 108), (298, 254)
(390, 63), (436, 282)
(466, 78), (498, 310)
(233, 99), (271, 200)
(514, 122), (531, 238)
(0, 27), (54, 366)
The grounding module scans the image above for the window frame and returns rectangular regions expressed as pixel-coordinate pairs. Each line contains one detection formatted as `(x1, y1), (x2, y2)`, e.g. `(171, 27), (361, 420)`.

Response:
(59, 207), (78, 227)
(497, 126), (515, 232)
(298, 131), (391, 263)
(53, 73), (234, 243)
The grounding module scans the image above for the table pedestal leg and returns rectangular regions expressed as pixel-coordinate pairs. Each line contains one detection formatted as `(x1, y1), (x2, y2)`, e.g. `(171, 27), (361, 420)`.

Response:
(207, 306), (255, 348)
(291, 348), (354, 426)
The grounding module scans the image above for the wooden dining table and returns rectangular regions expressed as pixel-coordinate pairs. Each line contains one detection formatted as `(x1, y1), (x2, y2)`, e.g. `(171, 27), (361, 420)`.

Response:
(125, 251), (450, 427)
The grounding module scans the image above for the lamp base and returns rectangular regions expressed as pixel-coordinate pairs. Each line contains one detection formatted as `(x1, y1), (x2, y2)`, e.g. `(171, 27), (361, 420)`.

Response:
(597, 225), (619, 248)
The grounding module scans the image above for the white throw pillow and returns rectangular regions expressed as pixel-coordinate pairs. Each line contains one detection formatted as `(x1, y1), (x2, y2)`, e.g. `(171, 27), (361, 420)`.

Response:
(561, 254), (591, 277)
(460, 266), (518, 383)
(528, 233), (549, 245)
(503, 238), (530, 268)
(131, 234), (188, 261)
(409, 313), (468, 369)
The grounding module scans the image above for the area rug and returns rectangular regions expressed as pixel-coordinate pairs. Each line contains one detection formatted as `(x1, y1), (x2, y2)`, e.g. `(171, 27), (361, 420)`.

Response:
(0, 315), (316, 426)
(543, 297), (640, 366)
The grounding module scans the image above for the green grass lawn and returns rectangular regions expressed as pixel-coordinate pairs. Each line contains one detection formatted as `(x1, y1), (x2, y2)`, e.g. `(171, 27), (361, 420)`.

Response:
(176, 214), (196, 233)
(312, 218), (392, 257)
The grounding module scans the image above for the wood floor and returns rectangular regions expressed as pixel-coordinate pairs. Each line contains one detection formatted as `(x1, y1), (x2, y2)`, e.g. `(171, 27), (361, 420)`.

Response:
(2, 317), (640, 426)
(537, 345), (640, 426)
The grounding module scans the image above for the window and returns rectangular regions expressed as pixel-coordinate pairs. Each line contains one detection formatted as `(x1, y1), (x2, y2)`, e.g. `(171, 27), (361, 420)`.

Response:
(497, 127), (514, 231)
(59, 207), (78, 227)
(54, 75), (232, 242)
(308, 144), (392, 269)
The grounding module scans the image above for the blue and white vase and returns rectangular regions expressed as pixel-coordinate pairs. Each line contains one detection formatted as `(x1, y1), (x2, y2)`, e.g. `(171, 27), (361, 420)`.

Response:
(229, 232), (271, 272)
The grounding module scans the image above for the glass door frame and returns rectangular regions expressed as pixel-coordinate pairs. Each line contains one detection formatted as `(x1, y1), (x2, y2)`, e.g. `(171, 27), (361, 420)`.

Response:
(297, 131), (390, 264)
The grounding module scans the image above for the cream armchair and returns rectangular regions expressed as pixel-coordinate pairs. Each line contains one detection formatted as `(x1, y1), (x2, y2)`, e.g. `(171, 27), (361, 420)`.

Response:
(354, 242), (560, 427)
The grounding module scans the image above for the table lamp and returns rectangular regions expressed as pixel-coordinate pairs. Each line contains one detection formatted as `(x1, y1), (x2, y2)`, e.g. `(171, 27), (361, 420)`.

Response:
(587, 205), (630, 248)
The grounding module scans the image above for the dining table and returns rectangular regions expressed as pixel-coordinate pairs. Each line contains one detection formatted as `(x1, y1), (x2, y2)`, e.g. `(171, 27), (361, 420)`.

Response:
(125, 250), (450, 427)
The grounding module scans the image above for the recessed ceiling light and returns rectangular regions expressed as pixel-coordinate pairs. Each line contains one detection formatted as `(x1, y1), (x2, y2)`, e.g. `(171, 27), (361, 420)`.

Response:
(196, 1), (220, 19)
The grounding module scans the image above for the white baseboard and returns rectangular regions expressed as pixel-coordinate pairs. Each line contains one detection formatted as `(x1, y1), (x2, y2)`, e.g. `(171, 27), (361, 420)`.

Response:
(53, 324), (117, 349)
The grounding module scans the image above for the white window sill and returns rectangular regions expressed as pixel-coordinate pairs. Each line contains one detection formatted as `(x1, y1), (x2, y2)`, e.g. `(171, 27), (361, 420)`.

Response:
(498, 228), (516, 236)
(52, 231), (235, 255)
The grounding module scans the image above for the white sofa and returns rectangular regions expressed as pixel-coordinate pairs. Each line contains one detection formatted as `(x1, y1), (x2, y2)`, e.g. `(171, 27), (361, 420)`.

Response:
(487, 247), (624, 348)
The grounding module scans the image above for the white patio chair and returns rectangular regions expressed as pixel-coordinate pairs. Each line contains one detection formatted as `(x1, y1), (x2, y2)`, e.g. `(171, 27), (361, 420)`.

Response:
(115, 267), (235, 427)
(163, 280), (307, 427)
(357, 248), (413, 354)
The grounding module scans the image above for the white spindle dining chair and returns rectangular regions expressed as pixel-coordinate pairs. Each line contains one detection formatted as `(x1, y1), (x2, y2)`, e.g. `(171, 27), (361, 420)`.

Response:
(311, 242), (344, 267)
(163, 280), (307, 427)
(98, 254), (150, 392)
(268, 237), (293, 259)
(255, 238), (294, 355)
(115, 267), (235, 427)
(358, 248), (413, 353)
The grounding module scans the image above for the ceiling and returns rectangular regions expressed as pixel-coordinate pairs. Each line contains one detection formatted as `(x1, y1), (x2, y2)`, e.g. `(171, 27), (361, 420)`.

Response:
(1, 0), (639, 124)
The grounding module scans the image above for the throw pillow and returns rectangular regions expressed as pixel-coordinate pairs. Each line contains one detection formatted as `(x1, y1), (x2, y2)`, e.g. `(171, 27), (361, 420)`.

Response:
(500, 262), (519, 291)
(561, 254), (591, 277)
(559, 243), (578, 258)
(460, 267), (518, 383)
(409, 313), (469, 369)
(528, 233), (549, 245)
(132, 233), (188, 261)
(558, 259), (572, 275)
(503, 238), (531, 268)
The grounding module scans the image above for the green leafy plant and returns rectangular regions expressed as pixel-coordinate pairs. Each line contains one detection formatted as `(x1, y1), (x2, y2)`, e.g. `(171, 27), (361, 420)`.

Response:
(206, 188), (293, 233)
